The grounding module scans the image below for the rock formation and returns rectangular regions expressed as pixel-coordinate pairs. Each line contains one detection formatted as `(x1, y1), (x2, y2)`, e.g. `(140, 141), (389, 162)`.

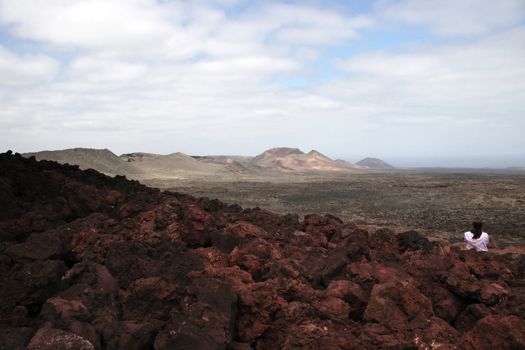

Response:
(1, 151), (524, 349)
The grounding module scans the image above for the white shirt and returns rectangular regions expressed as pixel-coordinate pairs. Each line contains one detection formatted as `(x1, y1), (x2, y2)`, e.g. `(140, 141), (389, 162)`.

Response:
(464, 231), (489, 252)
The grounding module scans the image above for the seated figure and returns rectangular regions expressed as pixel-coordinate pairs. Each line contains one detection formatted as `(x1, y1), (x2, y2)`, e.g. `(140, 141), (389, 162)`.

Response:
(464, 219), (489, 252)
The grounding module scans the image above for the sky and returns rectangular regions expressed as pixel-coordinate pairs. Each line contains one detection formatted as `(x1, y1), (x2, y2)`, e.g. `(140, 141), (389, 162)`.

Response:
(1, 0), (524, 167)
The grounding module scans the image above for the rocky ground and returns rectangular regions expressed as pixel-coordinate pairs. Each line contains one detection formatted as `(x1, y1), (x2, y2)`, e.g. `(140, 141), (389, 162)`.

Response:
(1, 151), (525, 349)
(159, 173), (525, 247)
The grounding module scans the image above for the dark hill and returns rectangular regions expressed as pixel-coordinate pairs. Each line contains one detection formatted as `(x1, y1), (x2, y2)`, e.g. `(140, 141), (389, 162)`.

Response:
(0, 151), (524, 349)
(24, 148), (141, 176)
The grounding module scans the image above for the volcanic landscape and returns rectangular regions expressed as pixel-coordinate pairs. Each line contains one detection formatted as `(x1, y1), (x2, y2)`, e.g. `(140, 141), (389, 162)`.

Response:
(1, 149), (525, 349)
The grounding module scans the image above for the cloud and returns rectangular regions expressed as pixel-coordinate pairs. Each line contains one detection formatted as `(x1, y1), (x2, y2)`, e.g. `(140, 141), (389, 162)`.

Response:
(326, 27), (525, 155)
(0, 0), (524, 164)
(0, 46), (58, 86)
(335, 27), (525, 104)
(68, 56), (148, 83)
(378, 0), (525, 36)
(0, 0), (179, 53)
(255, 3), (373, 45)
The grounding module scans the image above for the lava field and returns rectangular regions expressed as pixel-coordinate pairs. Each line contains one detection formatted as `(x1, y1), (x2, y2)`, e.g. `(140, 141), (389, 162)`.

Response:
(1, 151), (524, 349)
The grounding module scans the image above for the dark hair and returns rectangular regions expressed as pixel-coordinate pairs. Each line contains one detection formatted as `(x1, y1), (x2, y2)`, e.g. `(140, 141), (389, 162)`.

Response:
(471, 220), (483, 239)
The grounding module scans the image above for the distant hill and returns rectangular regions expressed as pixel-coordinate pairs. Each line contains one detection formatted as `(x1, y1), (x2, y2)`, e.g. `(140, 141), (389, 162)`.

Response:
(251, 147), (304, 168)
(121, 152), (258, 178)
(24, 148), (141, 176)
(205, 155), (254, 163)
(356, 157), (395, 170)
(251, 147), (360, 172)
(192, 155), (252, 174)
(335, 159), (358, 168)
(123, 152), (211, 171)
(23, 147), (366, 179)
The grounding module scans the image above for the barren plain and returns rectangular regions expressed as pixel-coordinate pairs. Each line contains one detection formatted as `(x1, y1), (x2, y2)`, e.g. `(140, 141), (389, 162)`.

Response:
(146, 172), (525, 247)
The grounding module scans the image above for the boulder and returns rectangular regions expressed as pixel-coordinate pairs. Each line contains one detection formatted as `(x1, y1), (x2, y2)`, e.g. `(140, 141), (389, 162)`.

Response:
(103, 320), (161, 350)
(396, 230), (433, 253)
(5, 232), (63, 262)
(26, 327), (94, 350)
(363, 280), (434, 330)
(462, 315), (525, 349)
(323, 280), (368, 319)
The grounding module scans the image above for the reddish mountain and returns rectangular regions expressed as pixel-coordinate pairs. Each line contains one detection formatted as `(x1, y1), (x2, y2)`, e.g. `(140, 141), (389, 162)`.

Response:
(251, 147), (360, 172)
(1, 151), (524, 349)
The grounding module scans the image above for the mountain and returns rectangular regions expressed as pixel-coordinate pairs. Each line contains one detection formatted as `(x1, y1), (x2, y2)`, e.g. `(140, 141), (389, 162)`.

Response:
(121, 152), (238, 178)
(23, 147), (364, 179)
(120, 152), (158, 161)
(192, 155), (252, 174)
(251, 147), (360, 172)
(335, 159), (358, 168)
(23, 149), (249, 180)
(251, 147), (305, 168)
(207, 155), (254, 163)
(24, 148), (141, 176)
(356, 157), (395, 170)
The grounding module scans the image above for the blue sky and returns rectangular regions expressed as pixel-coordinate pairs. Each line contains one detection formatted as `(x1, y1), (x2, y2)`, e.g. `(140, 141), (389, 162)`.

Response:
(1, 0), (524, 167)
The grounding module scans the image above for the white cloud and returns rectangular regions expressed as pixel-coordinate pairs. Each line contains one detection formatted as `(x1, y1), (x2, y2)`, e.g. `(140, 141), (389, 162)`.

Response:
(0, 0), (179, 52)
(325, 27), (525, 156)
(0, 0), (524, 164)
(68, 56), (148, 83)
(379, 0), (525, 36)
(335, 27), (525, 103)
(259, 4), (373, 45)
(0, 46), (58, 85)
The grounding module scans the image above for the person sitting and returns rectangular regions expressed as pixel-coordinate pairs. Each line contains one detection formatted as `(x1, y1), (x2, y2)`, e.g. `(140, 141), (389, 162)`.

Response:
(464, 220), (489, 252)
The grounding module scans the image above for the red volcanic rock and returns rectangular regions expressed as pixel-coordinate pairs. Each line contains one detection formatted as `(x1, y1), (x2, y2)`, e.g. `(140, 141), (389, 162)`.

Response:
(462, 315), (525, 349)
(41, 297), (91, 322)
(210, 221), (267, 253)
(27, 326), (95, 350)
(477, 281), (511, 305)
(304, 213), (342, 241)
(5, 232), (63, 262)
(315, 296), (350, 320)
(396, 230), (433, 253)
(1, 152), (525, 349)
(154, 277), (238, 350)
(236, 278), (290, 343)
(120, 277), (180, 321)
(323, 280), (368, 319)
(454, 303), (492, 332)
(103, 320), (160, 350)
(226, 221), (268, 239)
(413, 317), (460, 349)
(0, 327), (35, 350)
(178, 204), (214, 247)
(426, 285), (464, 324)
(363, 280), (434, 329)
